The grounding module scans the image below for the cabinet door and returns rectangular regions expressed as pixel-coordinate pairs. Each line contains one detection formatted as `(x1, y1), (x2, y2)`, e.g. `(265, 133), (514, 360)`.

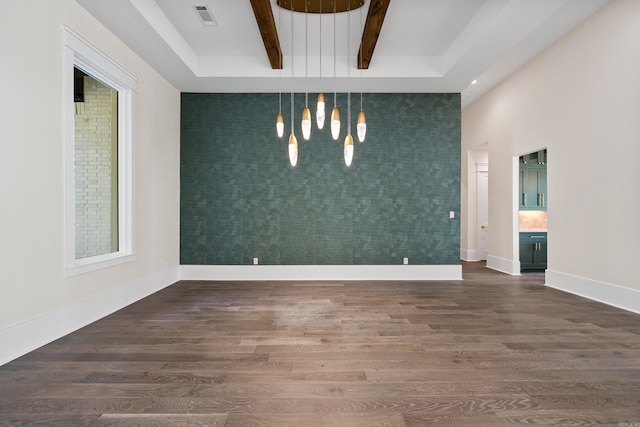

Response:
(522, 167), (547, 210)
(520, 233), (547, 271)
(537, 168), (547, 209)
(520, 241), (535, 270)
(519, 166), (527, 209)
(534, 241), (547, 267)
(525, 168), (539, 208)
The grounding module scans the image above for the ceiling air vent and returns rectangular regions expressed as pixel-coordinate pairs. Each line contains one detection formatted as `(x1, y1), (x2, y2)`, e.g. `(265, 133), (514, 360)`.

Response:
(193, 5), (218, 26)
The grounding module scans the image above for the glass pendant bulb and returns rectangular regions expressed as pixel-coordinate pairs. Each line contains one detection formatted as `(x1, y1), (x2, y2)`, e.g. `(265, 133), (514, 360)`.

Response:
(357, 109), (366, 142)
(276, 112), (284, 138)
(301, 106), (312, 140)
(316, 92), (325, 129)
(344, 133), (354, 167)
(288, 133), (298, 167)
(330, 106), (340, 140)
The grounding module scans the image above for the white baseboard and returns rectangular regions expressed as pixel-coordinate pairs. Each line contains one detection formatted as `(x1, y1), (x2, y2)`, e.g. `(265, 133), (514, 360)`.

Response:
(486, 255), (521, 276)
(0, 267), (179, 366)
(546, 269), (640, 315)
(6, 264), (636, 368)
(180, 264), (463, 281)
(461, 249), (483, 262)
(0, 264), (463, 366)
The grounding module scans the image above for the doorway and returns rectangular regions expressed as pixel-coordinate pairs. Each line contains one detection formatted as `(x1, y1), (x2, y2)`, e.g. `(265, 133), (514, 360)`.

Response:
(476, 163), (489, 260)
(518, 149), (547, 272)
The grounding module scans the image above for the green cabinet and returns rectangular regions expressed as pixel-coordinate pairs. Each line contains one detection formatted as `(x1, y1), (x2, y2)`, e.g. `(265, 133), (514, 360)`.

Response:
(519, 151), (547, 210)
(520, 232), (547, 271)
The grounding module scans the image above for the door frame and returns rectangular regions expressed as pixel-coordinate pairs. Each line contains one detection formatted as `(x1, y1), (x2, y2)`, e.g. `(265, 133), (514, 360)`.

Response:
(476, 163), (489, 261)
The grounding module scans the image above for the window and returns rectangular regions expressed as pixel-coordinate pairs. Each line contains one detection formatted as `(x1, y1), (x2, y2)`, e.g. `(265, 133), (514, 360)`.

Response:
(73, 69), (119, 259)
(64, 27), (136, 275)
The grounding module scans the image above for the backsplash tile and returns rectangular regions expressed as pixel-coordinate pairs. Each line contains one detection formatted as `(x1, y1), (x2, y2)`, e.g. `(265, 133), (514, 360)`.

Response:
(519, 210), (548, 231)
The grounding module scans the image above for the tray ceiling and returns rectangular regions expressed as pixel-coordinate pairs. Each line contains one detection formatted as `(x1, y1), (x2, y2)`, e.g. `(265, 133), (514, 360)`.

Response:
(76, 0), (610, 107)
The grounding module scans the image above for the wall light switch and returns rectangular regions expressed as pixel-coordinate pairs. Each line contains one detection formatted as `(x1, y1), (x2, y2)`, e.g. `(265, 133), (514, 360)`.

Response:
(253, 257), (259, 265)
(449, 211), (455, 219)
(403, 257), (409, 265)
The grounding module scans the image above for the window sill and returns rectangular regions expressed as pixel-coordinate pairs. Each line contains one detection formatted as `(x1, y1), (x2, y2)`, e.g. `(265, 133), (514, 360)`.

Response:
(66, 252), (136, 277)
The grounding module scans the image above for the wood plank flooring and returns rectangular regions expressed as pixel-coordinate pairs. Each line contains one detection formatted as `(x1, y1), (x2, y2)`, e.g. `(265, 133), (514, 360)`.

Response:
(1, 262), (640, 426)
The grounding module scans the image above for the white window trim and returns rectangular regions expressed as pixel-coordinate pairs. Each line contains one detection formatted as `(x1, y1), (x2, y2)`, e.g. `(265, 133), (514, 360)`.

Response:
(64, 26), (137, 276)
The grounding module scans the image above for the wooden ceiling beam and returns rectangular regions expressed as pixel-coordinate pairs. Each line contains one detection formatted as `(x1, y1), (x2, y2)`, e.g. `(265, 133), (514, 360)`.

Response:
(250, 0), (283, 69)
(251, 0), (389, 71)
(357, 0), (390, 69)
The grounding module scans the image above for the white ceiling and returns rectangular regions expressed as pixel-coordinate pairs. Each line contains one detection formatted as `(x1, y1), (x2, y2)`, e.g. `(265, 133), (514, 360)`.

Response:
(76, 0), (610, 107)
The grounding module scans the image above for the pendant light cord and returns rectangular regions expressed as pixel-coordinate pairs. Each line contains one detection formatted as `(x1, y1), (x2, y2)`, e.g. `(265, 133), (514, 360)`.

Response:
(333, 2), (337, 107)
(319, 0), (322, 81)
(305, 1), (308, 107)
(347, 2), (351, 133)
(359, 5), (363, 110)
(291, 5), (295, 133)
(278, 5), (282, 113)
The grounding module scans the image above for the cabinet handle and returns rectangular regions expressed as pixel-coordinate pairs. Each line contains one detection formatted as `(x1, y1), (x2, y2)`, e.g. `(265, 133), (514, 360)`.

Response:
(541, 193), (544, 206)
(530, 235), (545, 239)
(523, 193), (526, 206)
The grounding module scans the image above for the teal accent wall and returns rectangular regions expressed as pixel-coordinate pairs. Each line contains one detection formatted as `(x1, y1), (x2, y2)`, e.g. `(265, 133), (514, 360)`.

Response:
(181, 93), (460, 265)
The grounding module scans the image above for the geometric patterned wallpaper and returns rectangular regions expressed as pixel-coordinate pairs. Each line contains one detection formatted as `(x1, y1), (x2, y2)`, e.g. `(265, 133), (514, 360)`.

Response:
(181, 92), (460, 265)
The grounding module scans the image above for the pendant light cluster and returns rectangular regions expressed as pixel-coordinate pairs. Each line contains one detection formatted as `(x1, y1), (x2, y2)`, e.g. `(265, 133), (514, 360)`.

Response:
(275, 0), (367, 168)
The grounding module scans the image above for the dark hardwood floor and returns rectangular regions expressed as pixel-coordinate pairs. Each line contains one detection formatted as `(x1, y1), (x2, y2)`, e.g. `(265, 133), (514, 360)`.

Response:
(2, 262), (640, 426)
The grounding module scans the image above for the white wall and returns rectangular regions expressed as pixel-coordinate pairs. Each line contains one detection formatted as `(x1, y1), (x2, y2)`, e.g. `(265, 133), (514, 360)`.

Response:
(462, 0), (640, 312)
(0, 0), (181, 364)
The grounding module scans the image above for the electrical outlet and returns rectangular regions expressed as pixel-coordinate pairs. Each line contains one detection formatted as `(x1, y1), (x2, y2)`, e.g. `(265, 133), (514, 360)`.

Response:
(253, 257), (259, 265)
(403, 257), (408, 265)
(449, 211), (455, 219)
